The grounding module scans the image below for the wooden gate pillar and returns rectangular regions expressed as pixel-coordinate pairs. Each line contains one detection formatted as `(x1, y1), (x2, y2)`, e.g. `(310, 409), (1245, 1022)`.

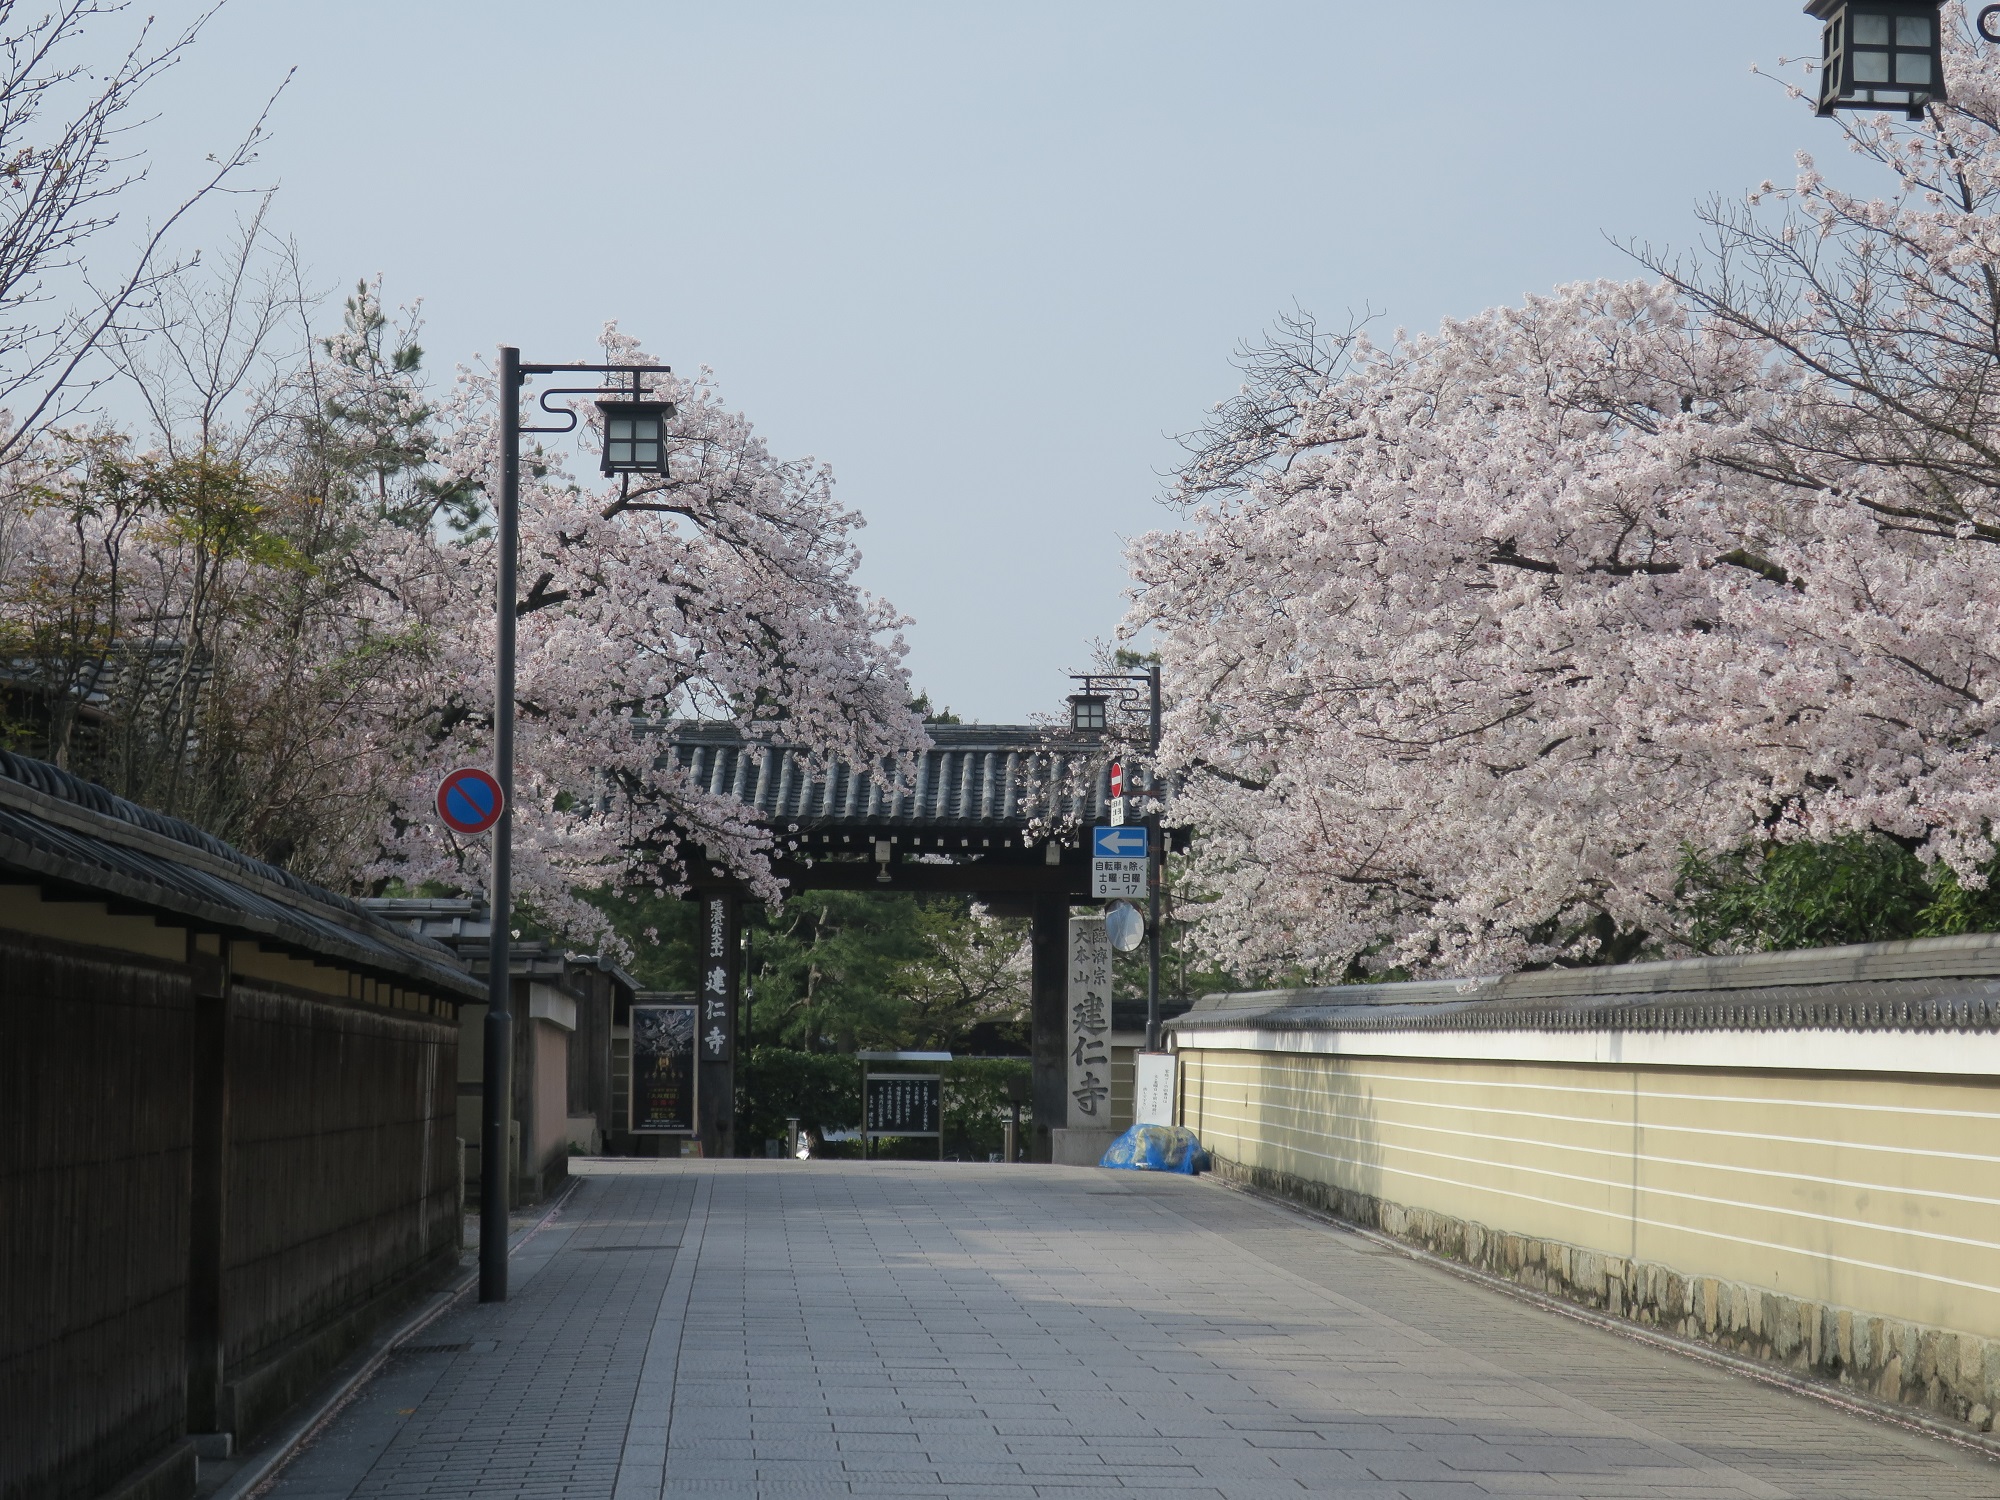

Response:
(1029, 889), (1070, 1164)
(697, 889), (739, 1158)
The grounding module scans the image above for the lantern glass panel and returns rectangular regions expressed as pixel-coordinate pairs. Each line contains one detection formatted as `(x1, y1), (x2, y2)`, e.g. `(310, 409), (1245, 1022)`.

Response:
(1855, 49), (1890, 81)
(1897, 51), (1930, 83)
(1853, 12), (1889, 43)
(1896, 15), (1929, 43)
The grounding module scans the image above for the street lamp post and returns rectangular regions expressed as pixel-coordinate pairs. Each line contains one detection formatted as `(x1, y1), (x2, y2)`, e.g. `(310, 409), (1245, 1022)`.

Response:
(480, 349), (675, 1304)
(1068, 664), (1166, 1051)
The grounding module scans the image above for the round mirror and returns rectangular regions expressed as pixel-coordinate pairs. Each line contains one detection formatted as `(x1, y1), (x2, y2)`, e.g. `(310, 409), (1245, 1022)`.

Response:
(1104, 900), (1145, 952)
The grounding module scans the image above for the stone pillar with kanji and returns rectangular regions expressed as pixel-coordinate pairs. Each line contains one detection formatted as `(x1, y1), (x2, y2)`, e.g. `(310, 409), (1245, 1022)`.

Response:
(697, 888), (739, 1158)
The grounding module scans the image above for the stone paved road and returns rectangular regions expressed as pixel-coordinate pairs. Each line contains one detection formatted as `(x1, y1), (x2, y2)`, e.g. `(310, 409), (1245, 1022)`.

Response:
(264, 1160), (2000, 1499)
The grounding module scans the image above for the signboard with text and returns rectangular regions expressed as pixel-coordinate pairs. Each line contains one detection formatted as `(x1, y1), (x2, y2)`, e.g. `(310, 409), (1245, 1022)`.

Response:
(700, 893), (735, 1062)
(859, 1051), (951, 1161)
(1135, 1052), (1177, 1126)
(1091, 825), (1149, 899)
(631, 1002), (697, 1133)
(1066, 916), (1113, 1127)
(865, 1075), (942, 1135)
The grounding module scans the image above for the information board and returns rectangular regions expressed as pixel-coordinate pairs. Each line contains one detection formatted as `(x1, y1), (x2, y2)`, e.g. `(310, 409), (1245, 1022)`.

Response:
(1135, 1051), (1177, 1126)
(631, 1001), (697, 1133)
(865, 1074), (942, 1135)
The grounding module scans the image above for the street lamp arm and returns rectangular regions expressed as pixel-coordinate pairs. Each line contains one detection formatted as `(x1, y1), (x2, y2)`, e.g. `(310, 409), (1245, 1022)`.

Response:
(521, 381), (668, 435)
(517, 360), (671, 377)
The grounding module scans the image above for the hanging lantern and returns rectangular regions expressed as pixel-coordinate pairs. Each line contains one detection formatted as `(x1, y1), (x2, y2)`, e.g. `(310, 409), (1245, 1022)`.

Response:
(1807, 2), (1946, 120)
(1068, 693), (1109, 733)
(594, 399), (676, 476)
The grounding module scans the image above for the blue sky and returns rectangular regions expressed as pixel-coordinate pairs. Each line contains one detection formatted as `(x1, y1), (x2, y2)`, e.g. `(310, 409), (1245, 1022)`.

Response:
(124, 2), (1839, 722)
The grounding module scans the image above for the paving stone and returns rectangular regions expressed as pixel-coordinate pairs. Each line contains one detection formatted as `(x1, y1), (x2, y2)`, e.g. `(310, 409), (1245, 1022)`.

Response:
(265, 1161), (2000, 1499)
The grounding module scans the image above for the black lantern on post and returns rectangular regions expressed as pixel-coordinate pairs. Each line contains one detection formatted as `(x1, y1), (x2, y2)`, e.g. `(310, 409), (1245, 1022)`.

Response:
(1068, 693), (1109, 733)
(479, 351), (679, 1307)
(1807, 1), (1945, 119)
(594, 398), (675, 476)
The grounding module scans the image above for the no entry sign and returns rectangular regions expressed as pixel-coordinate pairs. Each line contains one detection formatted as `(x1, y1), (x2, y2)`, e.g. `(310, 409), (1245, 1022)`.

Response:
(436, 767), (504, 835)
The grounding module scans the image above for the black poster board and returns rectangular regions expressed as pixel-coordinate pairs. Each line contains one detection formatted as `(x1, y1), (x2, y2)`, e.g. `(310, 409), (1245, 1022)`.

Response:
(631, 1002), (697, 1133)
(865, 1075), (941, 1135)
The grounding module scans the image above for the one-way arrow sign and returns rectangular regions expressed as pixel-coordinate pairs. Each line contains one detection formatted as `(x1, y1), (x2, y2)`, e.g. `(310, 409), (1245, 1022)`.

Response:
(1092, 826), (1149, 859)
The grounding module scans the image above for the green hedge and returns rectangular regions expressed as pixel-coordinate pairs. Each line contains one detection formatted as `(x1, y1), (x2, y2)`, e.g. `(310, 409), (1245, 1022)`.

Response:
(939, 1057), (1033, 1160)
(735, 1048), (1032, 1160)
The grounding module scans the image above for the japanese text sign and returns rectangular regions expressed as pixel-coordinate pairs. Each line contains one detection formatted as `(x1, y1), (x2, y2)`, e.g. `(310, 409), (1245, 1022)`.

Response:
(701, 893), (736, 1062)
(1066, 916), (1114, 1127)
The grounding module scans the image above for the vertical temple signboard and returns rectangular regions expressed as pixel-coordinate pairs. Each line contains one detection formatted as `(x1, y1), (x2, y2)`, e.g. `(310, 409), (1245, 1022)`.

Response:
(1066, 916), (1113, 1125)
(698, 890), (738, 1157)
(631, 1001), (697, 1134)
(701, 893), (736, 1063)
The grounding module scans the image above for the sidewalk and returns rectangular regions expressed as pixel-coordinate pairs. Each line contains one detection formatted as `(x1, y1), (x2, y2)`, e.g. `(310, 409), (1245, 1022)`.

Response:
(260, 1159), (2000, 1499)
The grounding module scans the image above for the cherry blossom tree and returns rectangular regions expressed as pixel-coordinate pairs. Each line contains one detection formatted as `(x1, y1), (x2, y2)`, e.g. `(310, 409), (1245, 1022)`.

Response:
(1132, 10), (2000, 980)
(371, 324), (925, 943)
(1, 273), (925, 944)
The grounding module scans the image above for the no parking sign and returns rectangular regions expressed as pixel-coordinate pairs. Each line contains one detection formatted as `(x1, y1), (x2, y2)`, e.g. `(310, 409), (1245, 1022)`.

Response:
(436, 767), (505, 835)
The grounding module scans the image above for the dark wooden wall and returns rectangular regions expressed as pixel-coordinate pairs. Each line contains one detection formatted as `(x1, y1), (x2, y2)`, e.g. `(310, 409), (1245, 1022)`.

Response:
(2, 933), (460, 1500)
(0, 937), (195, 1500)
(223, 984), (458, 1372)
(567, 970), (615, 1134)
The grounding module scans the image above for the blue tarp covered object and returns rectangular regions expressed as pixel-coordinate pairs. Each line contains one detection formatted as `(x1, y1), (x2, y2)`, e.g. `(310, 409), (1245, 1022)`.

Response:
(1099, 1124), (1210, 1174)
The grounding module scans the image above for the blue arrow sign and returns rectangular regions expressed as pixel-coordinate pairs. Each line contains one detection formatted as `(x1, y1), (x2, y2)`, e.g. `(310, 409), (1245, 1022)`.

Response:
(1092, 825), (1149, 859)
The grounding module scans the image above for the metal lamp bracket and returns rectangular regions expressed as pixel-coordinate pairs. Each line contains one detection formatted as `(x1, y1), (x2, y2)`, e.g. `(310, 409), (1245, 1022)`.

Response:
(515, 361), (672, 437)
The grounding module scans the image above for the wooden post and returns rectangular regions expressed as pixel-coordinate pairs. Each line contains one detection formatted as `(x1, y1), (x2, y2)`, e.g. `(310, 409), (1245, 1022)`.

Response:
(184, 934), (229, 1434)
(697, 889), (739, 1159)
(1029, 886), (1069, 1164)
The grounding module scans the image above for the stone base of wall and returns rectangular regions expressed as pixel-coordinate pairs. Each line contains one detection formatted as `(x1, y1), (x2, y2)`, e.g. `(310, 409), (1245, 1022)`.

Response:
(1212, 1153), (2000, 1434)
(97, 1441), (196, 1500)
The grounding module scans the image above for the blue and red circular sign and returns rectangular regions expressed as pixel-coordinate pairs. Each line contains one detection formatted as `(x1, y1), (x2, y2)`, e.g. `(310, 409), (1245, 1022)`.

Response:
(436, 767), (505, 835)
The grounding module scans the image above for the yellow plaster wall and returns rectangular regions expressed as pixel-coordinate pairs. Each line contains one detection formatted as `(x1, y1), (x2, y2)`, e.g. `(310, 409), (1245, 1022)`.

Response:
(1111, 1045), (1137, 1131)
(0, 883), (186, 962)
(1179, 1047), (2000, 1340)
(229, 940), (353, 998)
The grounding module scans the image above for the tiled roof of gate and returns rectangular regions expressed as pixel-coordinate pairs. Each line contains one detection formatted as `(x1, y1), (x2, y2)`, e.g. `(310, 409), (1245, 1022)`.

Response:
(0, 749), (482, 998)
(663, 722), (1114, 829)
(1167, 934), (2000, 1037)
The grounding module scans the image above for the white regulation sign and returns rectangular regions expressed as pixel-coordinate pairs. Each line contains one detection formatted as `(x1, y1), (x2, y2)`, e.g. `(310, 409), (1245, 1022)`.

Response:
(1091, 825), (1149, 899)
(1093, 860), (1145, 899)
